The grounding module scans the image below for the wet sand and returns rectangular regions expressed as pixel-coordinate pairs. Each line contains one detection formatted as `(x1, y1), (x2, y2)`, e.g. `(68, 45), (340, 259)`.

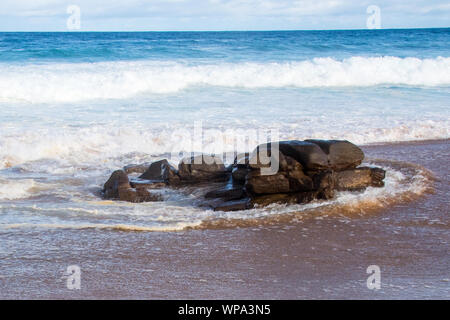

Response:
(0, 139), (448, 299)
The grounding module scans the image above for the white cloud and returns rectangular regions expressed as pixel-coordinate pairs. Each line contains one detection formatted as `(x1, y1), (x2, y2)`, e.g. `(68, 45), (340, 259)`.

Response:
(0, 0), (448, 30)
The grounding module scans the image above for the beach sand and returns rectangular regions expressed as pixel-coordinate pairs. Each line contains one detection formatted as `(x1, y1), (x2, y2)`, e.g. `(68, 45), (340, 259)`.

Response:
(0, 139), (448, 299)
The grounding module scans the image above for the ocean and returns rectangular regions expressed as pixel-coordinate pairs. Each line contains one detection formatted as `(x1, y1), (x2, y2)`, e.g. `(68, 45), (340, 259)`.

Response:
(1, 29), (449, 231)
(0, 29), (449, 299)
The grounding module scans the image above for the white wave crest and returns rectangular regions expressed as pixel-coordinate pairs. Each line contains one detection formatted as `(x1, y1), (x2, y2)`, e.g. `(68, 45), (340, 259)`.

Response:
(0, 56), (449, 103)
(0, 178), (35, 200)
(0, 120), (448, 171)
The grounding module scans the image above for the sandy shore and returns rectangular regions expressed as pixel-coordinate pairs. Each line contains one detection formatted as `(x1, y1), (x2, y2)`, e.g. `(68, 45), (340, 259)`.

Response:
(0, 139), (448, 299)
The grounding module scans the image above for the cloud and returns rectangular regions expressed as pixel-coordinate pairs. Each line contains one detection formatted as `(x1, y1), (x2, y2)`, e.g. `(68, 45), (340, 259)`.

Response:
(0, 0), (448, 30)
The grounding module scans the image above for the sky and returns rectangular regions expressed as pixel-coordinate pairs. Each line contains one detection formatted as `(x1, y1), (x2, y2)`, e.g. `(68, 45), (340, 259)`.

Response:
(0, 0), (449, 31)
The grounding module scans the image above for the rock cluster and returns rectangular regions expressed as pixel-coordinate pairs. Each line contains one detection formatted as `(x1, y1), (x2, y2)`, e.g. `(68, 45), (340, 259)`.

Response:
(102, 139), (385, 210)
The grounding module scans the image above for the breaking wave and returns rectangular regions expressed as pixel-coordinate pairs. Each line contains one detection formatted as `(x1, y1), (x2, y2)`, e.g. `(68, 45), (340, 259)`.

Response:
(0, 178), (36, 200)
(0, 56), (449, 103)
(0, 122), (448, 171)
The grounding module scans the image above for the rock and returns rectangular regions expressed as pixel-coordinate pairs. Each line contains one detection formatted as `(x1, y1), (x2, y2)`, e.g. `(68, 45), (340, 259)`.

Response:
(103, 169), (162, 202)
(311, 171), (336, 200)
(296, 191), (323, 203)
(138, 159), (180, 184)
(248, 148), (290, 170)
(369, 167), (386, 187)
(231, 166), (249, 183)
(306, 139), (364, 170)
(204, 185), (245, 201)
(129, 178), (166, 189)
(103, 170), (131, 199)
(335, 167), (386, 191)
(233, 153), (250, 168)
(123, 163), (151, 174)
(102, 139), (385, 207)
(282, 156), (314, 192)
(247, 151), (315, 194)
(279, 154), (301, 172)
(278, 140), (329, 171)
(246, 149), (319, 194)
(250, 193), (297, 207)
(286, 167), (314, 192)
(245, 170), (290, 195)
(250, 193), (298, 207)
(251, 190), (329, 207)
(118, 186), (162, 203)
(178, 155), (228, 181)
(248, 144), (273, 169)
(213, 199), (250, 212)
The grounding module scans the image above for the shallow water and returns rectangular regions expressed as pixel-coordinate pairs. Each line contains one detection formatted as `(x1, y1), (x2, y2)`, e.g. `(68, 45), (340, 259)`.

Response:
(1, 32), (449, 231)
(0, 30), (449, 299)
(0, 140), (448, 299)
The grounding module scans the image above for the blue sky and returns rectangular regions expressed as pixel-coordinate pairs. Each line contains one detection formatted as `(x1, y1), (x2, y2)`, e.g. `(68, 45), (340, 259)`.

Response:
(0, 0), (449, 31)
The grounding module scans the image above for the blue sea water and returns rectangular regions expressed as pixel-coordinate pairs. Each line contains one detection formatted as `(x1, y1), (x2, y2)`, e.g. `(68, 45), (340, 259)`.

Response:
(1, 29), (450, 63)
(0, 29), (449, 230)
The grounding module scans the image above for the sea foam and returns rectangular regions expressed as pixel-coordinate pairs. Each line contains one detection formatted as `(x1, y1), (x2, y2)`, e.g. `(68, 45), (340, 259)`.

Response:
(0, 178), (35, 200)
(0, 120), (448, 171)
(0, 56), (449, 103)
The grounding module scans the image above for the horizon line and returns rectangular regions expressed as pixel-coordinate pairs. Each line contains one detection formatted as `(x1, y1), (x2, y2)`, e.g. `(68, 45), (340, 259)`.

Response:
(0, 27), (449, 33)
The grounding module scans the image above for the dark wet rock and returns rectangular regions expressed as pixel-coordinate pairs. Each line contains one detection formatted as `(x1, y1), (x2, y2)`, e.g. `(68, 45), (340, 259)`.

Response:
(233, 153), (250, 168)
(286, 170), (314, 192)
(118, 186), (162, 203)
(335, 168), (370, 191)
(279, 154), (301, 172)
(306, 139), (364, 170)
(204, 185), (245, 201)
(335, 167), (386, 191)
(250, 190), (328, 207)
(369, 167), (386, 187)
(278, 140), (329, 171)
(129, 178), (166, 189)
(213, 198), (250, 212)
(296, 191), (323, 203)
(248, 143), (272, 169)
(103, 170), (131, 199)
(316, 171), (336, 199)
(102, 139), (386, 208)
(306, 170), (336, 199)
(103, 169), (162, 202)
(245, 170), (290, 195)
(123, 163), (151, 174)
(231, 166), (250, 183)
(248, 149), (292, 171)
(250, 193), (298, 207)
(246, 151), (314, 194)
(139, 159), (180, 184)
(178, 155), (228, 181)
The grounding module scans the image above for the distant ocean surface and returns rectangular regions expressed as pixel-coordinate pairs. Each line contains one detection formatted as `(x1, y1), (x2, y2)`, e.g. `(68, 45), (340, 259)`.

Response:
(0, 29), (449, 231)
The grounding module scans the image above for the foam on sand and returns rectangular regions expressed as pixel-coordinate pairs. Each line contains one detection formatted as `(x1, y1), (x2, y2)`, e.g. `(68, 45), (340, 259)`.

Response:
(0, 159), (435, 232)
